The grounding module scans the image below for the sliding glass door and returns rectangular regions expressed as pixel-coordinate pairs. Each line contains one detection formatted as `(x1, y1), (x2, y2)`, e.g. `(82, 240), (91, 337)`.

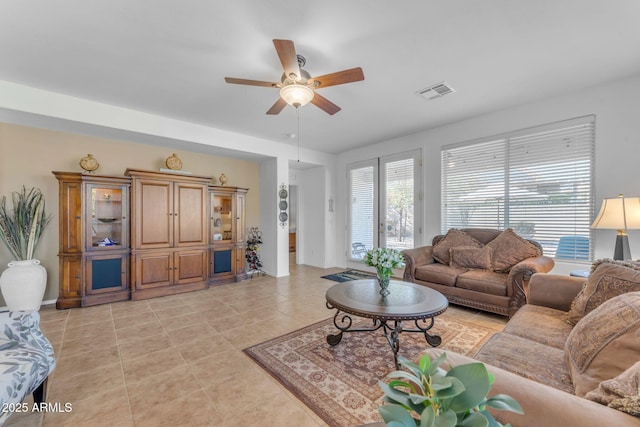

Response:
(348, 150), (421, 261)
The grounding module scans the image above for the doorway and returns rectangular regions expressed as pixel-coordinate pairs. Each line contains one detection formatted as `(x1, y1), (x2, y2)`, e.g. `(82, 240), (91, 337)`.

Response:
(347, 150), (422, 263)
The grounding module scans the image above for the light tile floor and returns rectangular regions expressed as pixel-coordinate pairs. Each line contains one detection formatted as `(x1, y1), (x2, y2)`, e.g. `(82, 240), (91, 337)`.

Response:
(5, 262), (506, 427)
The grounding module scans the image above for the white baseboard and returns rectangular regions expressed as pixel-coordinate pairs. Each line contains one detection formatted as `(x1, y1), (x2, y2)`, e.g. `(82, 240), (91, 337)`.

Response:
(1, 298), (58, 312)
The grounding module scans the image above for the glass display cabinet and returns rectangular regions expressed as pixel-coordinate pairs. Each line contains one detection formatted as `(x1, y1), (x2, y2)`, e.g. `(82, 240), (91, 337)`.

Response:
(88, 185), (127, 249)
(53, 171), (130, 308)
(209, 185), (248, 284)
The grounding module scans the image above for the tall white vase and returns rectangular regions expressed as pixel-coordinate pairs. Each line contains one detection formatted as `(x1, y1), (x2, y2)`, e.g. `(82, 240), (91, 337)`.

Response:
(0, 259), (47, 311)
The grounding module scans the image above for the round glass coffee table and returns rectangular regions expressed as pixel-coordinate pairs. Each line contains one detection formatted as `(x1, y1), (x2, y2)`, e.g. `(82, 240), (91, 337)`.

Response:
(325, 279), (448, 369)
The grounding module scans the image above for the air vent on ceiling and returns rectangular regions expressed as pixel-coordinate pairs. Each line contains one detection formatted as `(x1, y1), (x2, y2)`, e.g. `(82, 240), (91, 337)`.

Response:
(417, 82), (455, 100)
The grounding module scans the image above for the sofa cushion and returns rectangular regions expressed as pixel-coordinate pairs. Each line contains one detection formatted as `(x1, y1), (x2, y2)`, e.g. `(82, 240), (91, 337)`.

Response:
(456, 270), (507, 296)
(449, 246), (493, 271)
(485, 228), (541, 273)
(566, 261), (640, 325)
(565, 292), (640, 397)
(415, 263), (466, 287)
(585, 361), (640, 416)
(475, 332), (574, 393)
(503, 304), (573, 350)
(432, 229), (483, 265)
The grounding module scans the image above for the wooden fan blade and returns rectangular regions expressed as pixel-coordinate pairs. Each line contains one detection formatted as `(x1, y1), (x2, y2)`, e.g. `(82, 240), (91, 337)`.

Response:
(310, 67), (364, 88)
(224, 77), (278, 88)
(266, 97), (288, 115)
(311, 93), (341, 115)
(273, 39), (300, 80)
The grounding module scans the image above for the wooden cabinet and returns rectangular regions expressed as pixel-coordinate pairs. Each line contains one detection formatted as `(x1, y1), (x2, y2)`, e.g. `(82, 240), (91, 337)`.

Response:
(209, 185), (249, 284)
(84, 253), (129, 305)
(127, 169), (210, 300)
(53, 172), (131, 308)
(289, 232), (296, 252)
(132, 248), (208, 298)
(130, 175), (207, 249)
(54, 169), (250, 307)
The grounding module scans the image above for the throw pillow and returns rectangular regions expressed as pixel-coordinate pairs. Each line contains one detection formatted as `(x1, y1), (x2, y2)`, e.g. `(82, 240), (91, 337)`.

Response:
(565, 261), (640, 325)
(585, 360), (640, 416)
(449, 246), (493, 271)
(484, 228), (541, 273)
(432, 229), (483, 265)
(564, 291), (640, 397)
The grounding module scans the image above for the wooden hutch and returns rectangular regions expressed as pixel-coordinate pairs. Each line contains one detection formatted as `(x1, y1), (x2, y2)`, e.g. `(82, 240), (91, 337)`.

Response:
(53, 169), (249, 308)
(53, 172), (131, 308)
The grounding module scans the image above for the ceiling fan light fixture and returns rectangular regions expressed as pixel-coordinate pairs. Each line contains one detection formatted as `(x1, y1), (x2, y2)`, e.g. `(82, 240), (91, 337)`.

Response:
(280, 84), (314, 107)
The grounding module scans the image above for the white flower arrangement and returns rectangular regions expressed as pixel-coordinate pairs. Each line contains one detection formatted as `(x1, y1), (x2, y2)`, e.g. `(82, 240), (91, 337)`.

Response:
(363, 247), (405, 279)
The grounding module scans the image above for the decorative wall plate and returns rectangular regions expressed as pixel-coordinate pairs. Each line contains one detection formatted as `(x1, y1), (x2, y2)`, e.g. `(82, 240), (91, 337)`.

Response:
(279, 183), (288, 227)
(165, 153), (183, 170)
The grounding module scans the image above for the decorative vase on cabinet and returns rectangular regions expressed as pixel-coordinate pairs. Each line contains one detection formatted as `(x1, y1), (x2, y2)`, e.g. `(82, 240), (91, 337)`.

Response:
(53, 171), (131, 308)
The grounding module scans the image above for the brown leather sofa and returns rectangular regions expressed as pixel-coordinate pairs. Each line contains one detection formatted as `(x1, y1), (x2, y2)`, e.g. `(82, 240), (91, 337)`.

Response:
(402, 228), (554, 317)
(426, 263), (640, 427)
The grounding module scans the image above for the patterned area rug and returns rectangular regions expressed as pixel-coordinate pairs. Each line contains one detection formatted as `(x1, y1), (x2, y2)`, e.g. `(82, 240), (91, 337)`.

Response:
(320, 269), (376, 282)
(244, 311), (498, 427)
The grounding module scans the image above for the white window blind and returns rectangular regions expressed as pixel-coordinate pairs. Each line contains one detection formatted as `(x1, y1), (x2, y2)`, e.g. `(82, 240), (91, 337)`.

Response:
(441, 116), (595, 260)
(349, 164), (376, 259)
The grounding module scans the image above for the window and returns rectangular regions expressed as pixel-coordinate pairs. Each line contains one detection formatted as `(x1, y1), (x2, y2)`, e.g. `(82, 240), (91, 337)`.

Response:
(348, 150), (422, 260)
(441, 116), (595, 260)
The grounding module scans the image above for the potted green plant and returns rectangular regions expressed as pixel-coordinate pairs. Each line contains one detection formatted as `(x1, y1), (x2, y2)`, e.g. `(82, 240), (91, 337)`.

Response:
(363, 247), (405, 297)
(378, 352), (523, 427)
(0, 186), (51, 311)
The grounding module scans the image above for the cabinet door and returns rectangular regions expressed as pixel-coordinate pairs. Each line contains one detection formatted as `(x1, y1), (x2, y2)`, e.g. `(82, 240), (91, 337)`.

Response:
(175, 183), (207, 247)
(174, 249), (208, 285)
(134, 251), (173, 289)
(60, 181), (83, 253)
(86, 183), (129, 251)
(235, 246), (246, 276)
(210, 246), (236, 279)
(211, 192), (233, 244)
(85, 254), (128, 295)
(134, 179), (173, 249)
(235, 193), (246, 243)
(59, 256), (82, 300)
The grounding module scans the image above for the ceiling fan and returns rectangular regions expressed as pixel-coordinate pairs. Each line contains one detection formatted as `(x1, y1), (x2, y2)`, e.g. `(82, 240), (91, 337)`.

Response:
(225, 39), (364, 115)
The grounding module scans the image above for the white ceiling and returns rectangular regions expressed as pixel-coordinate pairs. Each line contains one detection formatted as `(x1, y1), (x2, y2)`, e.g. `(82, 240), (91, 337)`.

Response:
(2, 1), (640, 155)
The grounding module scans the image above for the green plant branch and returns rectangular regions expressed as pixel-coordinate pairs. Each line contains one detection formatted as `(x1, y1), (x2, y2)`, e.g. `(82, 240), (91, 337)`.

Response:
(379, 353), (523, 427)
(0, 186), (51, 261)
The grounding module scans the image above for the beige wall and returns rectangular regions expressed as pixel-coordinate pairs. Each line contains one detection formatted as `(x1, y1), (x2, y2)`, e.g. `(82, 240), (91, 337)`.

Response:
(0, 122), (261, 305)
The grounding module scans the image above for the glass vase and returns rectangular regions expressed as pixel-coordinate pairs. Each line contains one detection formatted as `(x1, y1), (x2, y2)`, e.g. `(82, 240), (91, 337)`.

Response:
(377, 273), (391, 297)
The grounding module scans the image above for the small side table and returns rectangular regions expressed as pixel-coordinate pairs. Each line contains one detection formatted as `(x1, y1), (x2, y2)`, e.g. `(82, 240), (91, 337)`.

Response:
(570, 270), (590, 278)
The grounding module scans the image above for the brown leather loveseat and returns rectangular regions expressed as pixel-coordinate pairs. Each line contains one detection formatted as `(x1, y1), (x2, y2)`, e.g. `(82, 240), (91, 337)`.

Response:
(402, 228), (554, 317)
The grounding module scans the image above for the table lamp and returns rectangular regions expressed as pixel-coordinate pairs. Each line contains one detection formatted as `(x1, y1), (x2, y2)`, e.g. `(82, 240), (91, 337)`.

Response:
(591, 194), (640, 260)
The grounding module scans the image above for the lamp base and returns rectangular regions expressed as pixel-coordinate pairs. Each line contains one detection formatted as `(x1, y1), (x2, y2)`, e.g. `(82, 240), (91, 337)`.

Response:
(613, 234), (632, 260)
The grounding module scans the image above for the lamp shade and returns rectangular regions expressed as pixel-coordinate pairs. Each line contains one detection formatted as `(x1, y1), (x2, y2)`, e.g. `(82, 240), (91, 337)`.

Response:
(280, 84), (314, 107)
(591, 195), (640, 230)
